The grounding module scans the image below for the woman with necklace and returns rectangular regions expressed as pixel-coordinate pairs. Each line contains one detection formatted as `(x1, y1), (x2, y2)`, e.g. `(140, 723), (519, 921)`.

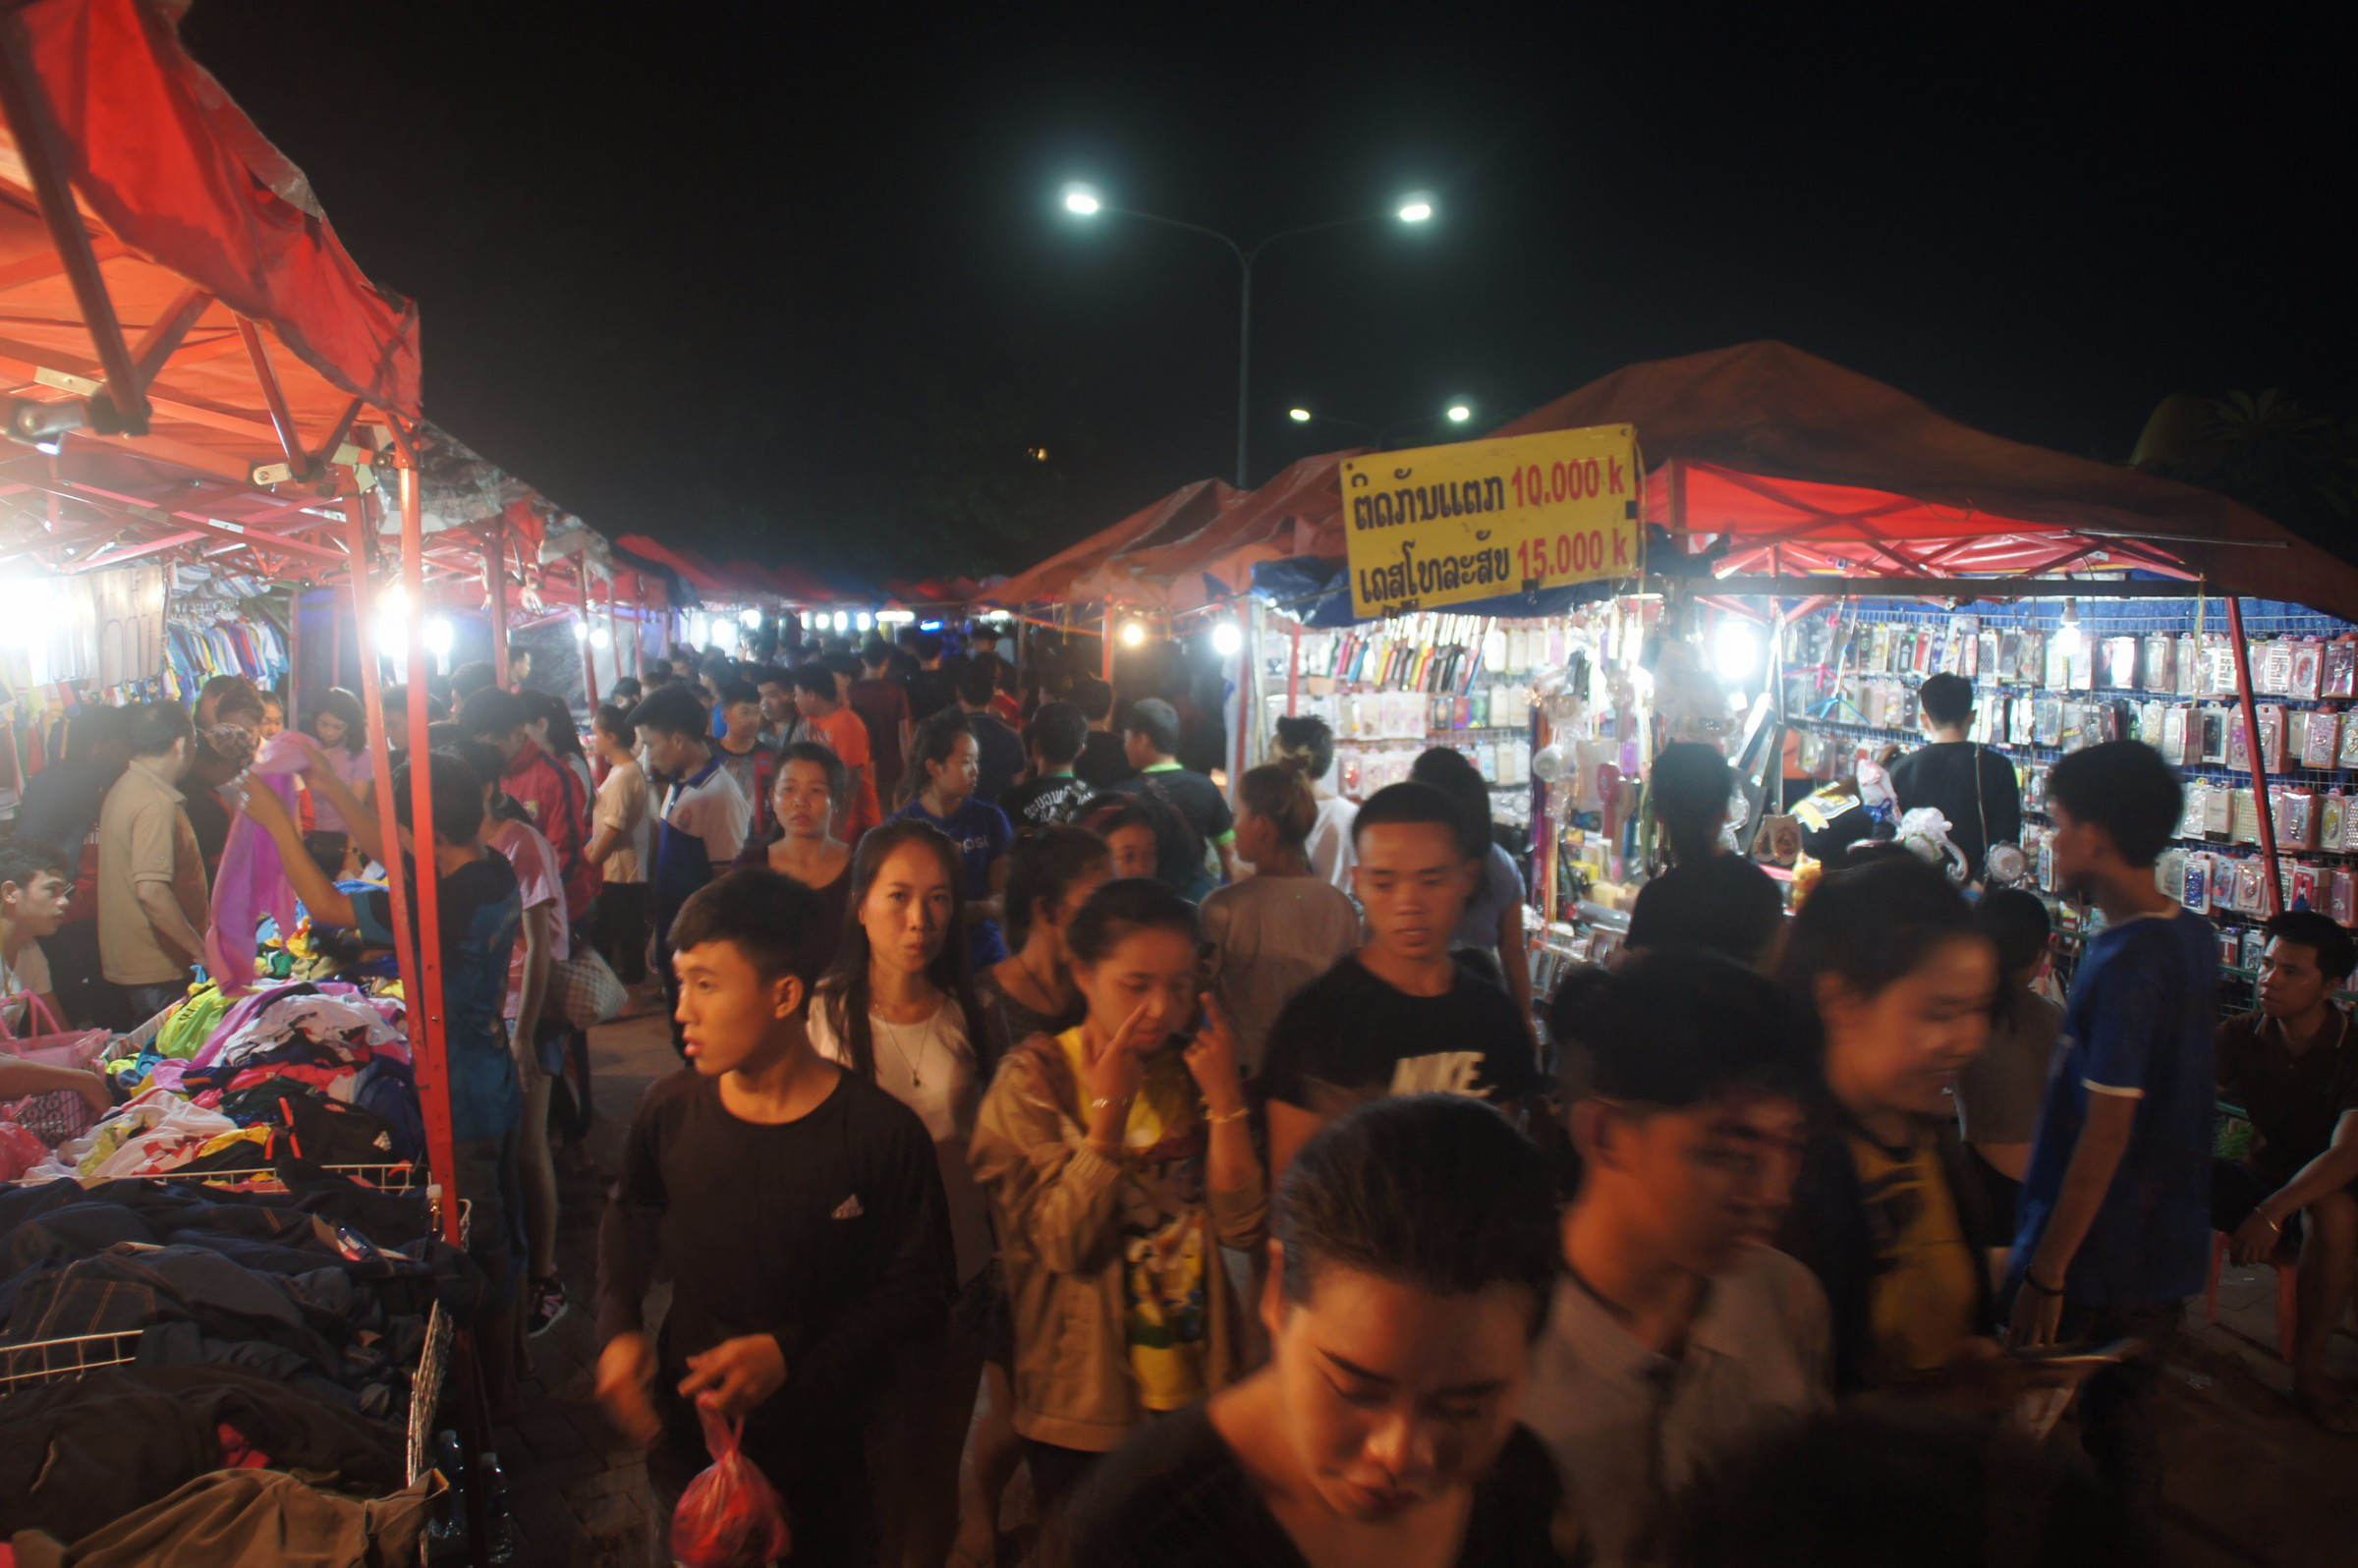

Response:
(737, 743), (857, 975)
(811, 819), (990, 1568)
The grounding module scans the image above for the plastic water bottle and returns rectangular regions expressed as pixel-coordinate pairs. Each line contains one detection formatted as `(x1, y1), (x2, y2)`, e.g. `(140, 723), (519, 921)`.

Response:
(477, 1450), (520, 1565)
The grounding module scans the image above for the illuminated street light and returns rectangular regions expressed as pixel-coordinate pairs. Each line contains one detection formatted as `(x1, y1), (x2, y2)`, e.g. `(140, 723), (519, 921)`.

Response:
(1446, 403), (1473, 423)
(1056, 183), (1437, 485)
(1288, 408), (1312, 423)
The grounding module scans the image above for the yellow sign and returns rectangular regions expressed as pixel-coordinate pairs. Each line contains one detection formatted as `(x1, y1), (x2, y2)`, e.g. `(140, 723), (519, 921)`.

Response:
(1343, 423), (1642, 620)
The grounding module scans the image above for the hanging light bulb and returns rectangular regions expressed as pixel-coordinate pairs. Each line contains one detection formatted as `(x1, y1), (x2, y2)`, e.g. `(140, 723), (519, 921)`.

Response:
(590, 624), (611, 649)
(1211, 622), (1244, 657)
(572, 618), (590, 643)
(856, 611), (873, 633)
(833, 610), (849, 633)
(1120, 619), (1148, 647)
(740, 607), (761, 629)
(2052, 599), (2083, 660)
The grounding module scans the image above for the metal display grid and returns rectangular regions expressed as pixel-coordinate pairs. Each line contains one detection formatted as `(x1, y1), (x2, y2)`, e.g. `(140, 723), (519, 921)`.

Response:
(1778, 592), (2358, 1011)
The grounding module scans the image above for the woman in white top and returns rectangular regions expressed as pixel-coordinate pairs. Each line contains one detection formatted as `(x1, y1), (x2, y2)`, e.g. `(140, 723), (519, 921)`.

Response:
(1201, 761), (1362, 1076)
(809, 818), (989, 1568)
(585, 704), (653, 986)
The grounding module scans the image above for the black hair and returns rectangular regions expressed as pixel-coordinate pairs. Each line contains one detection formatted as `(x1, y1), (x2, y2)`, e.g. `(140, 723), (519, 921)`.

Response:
(915, 632), (945, 662)
(1277, 1095), (1560, 1336)
(1350, 779), (1467, 851)
(718, 679), (761, 709)
(823, 650), (861, 680)
(1121, 697), (1181, 756)
(309, 688), (366, 754)
(302, 830), (354, 881)
(955, 657), (1001, 706)
(1550, 945), (1812, 1107)
(1918, 672), (1975, 729)
(453, 740), (530, 823)
(1066, 876), (1200, 967)
(1004, 824), (1112, 950)
(210, 685), (265, 726)
(2265, 908), (2358, 983)
(751, 665), (789, 691)
(1027, 701), (1088, 767)
(1272, 713), (1337, 781)
(456, 687), (530, 741)
(1666, 1404), (2131, 1568)
(608, 676), (644, 706)
(775, 740), (848, 805)
(629, 682), (712, 741)
(970, 623), (1000, 644)
(65, 703), (133, 764)
(198, 674), (261, 715)
(450, 661), (498, 701)
(260, 690), (286, 716)
(1237, 762), (1319, 847)
(0, 835), (68, 888)
(518, 691), (587, 761)
(1975, 887), (2052, 980)
(2045, 740), (2183, 869)
(788, 663), (834, 699)
(668, 867), (832, 993)
(1649, 743), (1733, 863)
(909, 711), (976, 795)
(814, 820), (985, 1082)
(394, 751), (487, 846)
(860, 640), (892, 669)
(1782, 856), (1987, 1028)
(592, 702), (634, 746)
(127, 700), (195, 757)
(424, 721), (466, 753)
(1077, 794), (1159, 844)
(1410, 746), (1492, 860)
(1071, 674), (1115, 723)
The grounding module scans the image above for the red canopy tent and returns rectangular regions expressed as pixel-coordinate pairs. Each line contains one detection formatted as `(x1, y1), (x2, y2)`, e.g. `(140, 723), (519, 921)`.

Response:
(1014, 342), (2358, 624)
(984, 476), (1237, 608)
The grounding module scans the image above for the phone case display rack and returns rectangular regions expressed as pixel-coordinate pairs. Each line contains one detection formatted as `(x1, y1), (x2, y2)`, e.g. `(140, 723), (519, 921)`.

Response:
(1282, 614), (1563, 830)
(1780, 594), (2356, 1006)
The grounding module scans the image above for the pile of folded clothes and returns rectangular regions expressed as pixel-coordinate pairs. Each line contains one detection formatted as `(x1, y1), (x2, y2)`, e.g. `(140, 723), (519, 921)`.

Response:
(0, 1174), (483, 1419)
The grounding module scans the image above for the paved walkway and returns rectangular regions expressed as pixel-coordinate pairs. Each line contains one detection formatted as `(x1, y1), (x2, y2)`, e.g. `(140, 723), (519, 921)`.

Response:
(490, 1009), (2358, 1567)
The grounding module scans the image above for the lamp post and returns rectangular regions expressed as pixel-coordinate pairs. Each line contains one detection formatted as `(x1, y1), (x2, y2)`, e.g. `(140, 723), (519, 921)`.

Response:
(1062, 183), (1433, 487)
(1287, 400), (1476, 449)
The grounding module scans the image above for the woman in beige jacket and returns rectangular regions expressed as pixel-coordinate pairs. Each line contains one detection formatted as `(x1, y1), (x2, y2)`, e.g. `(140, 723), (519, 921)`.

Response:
(971, 877), (1265, 1520)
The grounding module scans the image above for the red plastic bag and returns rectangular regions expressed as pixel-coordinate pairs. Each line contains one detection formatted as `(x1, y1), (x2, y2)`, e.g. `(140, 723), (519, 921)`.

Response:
(0, 1120), (44, 1181)
(671, 1395), (791, 1568)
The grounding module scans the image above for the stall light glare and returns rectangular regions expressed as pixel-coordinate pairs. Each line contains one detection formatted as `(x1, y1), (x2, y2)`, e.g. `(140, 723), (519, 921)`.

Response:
(424, 617), (455, 659)
(688, 613), (710, 645)
(2052, 600), (2083, 659)
(0, 577), (48, 652)
(373, 583), (410, 664)
(1288, 407), (1313, 423)
(711, 620), (741, 653)
(590, 625), (611, 649)
(1211, 621), (1244, 657)
(832, 610), (849, 632)
(572, 618), (589, 643)
(856, 611), (873, 632)
(1711, 621), (1761, 683)
(921, 620), (942, 631)
(1062, 183), (1102, 216)
(740, 607), (762, 629)
(875, 609), (916, 625)
(1119, 619), (1148, 648)
(1445, 403), (1473, 423)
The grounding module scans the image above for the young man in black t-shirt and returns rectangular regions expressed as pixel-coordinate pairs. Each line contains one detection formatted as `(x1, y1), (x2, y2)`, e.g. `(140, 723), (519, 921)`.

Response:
(595, 868), (953, 1566)
(1114, 698), (1236, 898)
(999, 700), (1094, 827)
(1889, 671), (2020, 878)
(1070, 675), (1133, 792)
(1262, 782), (1543, 1184)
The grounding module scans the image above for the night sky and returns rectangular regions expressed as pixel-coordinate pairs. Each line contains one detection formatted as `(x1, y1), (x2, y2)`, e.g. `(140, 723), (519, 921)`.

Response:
(180, 4), (2354, 577)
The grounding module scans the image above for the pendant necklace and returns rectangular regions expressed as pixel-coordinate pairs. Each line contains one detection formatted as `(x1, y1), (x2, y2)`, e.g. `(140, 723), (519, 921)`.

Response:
(878, 1015), (931, 1088)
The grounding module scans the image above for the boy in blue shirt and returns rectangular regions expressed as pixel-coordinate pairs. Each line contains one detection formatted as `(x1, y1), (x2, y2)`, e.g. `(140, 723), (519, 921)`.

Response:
(2008, 740), (2214, 1513)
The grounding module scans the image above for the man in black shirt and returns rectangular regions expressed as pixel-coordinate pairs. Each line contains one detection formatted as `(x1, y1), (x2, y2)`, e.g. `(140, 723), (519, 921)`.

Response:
(1115, 698), (1237, 898)
(999, 700), (1094, 827)
(595, 869), (953, 1565)
(1888, 672), (2020, 881)
(1054, 1097), (1574, 1567)
(1070, 674), (1133, 791)
(905, 632), (958, 726)
(957, 658), (1027, 804)
(1262, 783), (1543, 1184)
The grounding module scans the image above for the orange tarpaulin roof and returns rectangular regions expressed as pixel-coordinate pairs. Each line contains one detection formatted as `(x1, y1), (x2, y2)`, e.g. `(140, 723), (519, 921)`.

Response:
(985, 477), (1237, 608)
(1043, 342), (2358, 620)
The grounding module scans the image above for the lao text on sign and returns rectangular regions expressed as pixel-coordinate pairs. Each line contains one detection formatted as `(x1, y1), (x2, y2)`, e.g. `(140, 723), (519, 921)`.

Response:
(1343, 423), (1641, 620)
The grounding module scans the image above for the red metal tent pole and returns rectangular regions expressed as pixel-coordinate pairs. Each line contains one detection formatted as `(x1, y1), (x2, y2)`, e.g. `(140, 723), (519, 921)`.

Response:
(339, 494), (432, 1192)
(484, 525), (510, 691)
(2225, 595), (2282, 918)
(579, 549), (599, 712)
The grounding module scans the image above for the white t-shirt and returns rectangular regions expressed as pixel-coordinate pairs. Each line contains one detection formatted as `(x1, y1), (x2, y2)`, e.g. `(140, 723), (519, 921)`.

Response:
(810, 993), (992, 1283)
(594, 758), (652, 884)
(1306, 792), (1359, 891)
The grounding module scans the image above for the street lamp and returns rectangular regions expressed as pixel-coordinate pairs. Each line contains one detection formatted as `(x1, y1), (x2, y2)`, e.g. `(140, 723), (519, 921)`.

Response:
(1061, 184), (1435, 486)
(1287, 402), (1477, 448)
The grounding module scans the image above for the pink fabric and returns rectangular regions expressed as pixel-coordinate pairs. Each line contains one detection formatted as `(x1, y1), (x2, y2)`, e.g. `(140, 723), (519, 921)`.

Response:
(487, 817), (569, 1023)
(205, 734), (313, 996)
(306, 748), (371, 833)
